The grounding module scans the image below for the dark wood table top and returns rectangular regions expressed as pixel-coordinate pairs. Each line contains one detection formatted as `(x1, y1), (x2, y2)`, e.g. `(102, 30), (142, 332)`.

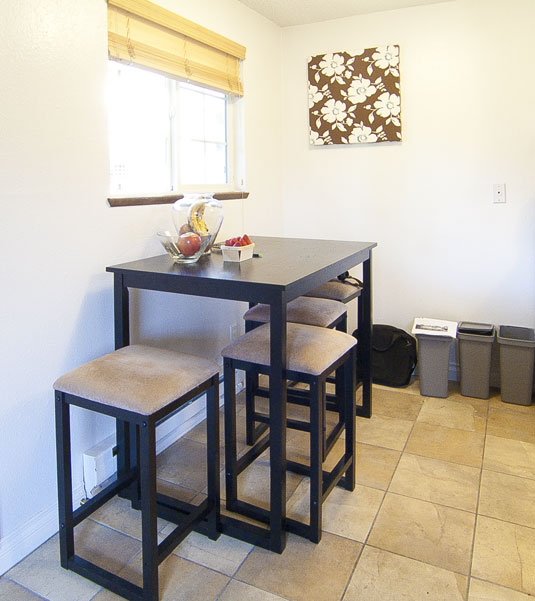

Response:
(107, 236), (376, 303)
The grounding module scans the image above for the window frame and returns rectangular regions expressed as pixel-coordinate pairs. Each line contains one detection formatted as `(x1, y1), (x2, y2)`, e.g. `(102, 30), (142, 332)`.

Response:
(107, 61), (244, 200)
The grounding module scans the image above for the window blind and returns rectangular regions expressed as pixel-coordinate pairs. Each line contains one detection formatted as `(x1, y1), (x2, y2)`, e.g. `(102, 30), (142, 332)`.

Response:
(107, 0), (245, 96)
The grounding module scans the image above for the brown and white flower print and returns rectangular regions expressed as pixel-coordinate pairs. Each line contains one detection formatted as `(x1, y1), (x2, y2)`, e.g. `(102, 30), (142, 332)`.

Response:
(308, 46), (402, 146)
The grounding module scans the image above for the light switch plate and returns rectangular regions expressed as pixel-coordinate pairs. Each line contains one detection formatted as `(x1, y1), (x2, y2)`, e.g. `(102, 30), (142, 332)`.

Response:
(493, 183), (506, 203)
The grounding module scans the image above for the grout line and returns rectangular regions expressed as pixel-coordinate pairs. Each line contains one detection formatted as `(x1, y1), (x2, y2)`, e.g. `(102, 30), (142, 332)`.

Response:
(464, 392), (490, 601)
(337, 388), (422, 601)
(469, 575), (535, 598)
(2, 577), (52, 601)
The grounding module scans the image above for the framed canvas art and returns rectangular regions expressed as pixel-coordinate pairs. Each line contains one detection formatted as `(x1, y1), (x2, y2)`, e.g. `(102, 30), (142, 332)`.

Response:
(308, 45), (401, 146)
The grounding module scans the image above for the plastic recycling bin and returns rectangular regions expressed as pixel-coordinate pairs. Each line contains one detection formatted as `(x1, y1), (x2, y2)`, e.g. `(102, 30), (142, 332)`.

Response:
(416, 334), (454, 398)
(498, 325), (535, 405)
(457, 322), (495, 399)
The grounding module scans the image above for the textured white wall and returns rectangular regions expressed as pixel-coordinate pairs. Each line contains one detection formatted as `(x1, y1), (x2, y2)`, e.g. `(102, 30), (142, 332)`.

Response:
(280, 0), (535, 331)
(0, 0), (282, 573)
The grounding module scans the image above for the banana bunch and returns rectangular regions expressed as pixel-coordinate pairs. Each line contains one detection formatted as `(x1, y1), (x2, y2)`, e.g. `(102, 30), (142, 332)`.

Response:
(188, 201), (209, 233)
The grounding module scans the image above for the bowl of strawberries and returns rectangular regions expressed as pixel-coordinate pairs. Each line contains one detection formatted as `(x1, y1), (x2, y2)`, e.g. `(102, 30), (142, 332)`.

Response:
(221, 234), (254, 262)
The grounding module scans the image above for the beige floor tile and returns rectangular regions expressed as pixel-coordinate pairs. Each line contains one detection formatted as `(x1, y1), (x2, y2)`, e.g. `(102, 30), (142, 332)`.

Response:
(447, 393), (490, 418)
(90, 495), (178, 540)
(236, 532), (361, 601)
(165, 530), (253, 576)
(385, 377), (421, 395)
(6, 534), (102, 601)
(356, 414), (413, 451)
(478, 470), (535, 528)
(483, 435), (535, 480)
(343, 546), (467, 601)
(218, 454), (303, 509)
(486, 407), (535, 444)
(468, 578), (535, 601)
(219, 579), (289, 601)
(489, 399), (535, 415)
(417, 397), (486, 432)
(185, 411), (248, 454)
(389, 453), (480, 512)
(472, 516), (535, 595)
(156, 478), (200, 501)
(91, 553), (229, 601)
(405, 422), (485, 468)
(356, 442), (401, 490)
(370, 387), (423, 421)
(74, 520), (141, 574)
(0, 578), (49, 600)
(287, 480), (384, 542)
(156, 437), (211, 492)
(367, 493), (475, 574)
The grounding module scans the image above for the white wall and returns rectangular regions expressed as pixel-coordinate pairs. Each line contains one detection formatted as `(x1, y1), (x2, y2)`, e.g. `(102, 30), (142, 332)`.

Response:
(0, 0), (282, 573)
(281, 0), (535, 332)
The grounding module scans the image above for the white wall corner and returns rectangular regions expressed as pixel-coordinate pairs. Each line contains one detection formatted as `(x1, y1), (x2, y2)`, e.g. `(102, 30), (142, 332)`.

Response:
(0, 483), (86, 577)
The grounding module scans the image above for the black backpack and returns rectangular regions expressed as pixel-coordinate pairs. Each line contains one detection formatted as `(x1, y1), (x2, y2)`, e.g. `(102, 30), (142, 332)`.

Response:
(354, 324), (417, 387)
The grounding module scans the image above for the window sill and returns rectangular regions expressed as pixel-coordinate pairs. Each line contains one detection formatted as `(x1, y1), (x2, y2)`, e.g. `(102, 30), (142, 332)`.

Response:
(108, 191), (249, 208)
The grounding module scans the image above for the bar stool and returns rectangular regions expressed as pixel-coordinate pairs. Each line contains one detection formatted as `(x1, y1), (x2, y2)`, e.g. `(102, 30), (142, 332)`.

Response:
(305, 276), (367, 401)
(304, 278), (362, 304)
(243, 297), (348, 447)
(222, 323), (356, 544)
(243, 296), (347, 331)
(54, 344), (220, 601)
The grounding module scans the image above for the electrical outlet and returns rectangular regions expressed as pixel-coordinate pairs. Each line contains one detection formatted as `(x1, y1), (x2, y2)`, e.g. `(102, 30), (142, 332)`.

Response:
(493, 183), (506, 203)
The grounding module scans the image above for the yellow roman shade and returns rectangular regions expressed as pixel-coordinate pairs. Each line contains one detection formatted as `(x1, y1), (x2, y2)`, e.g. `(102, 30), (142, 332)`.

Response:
(107, 0), (245, 96)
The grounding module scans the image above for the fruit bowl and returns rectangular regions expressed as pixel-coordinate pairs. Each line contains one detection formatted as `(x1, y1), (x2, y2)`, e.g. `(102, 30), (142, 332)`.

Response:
(172, 194), (224, 255)
(157, 230), (211, 263)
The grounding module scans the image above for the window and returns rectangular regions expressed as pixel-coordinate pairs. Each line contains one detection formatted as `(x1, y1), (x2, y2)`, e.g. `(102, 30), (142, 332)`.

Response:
(108, 62), (239, 196)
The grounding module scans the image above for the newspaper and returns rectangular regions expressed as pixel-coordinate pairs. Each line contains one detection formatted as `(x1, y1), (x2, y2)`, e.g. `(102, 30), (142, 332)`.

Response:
(412, 317), (458, 338)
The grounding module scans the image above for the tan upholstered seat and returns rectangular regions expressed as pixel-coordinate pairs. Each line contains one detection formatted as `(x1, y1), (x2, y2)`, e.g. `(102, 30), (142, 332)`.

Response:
(221, 323), (356, 376)
(243, 297), (346, 328)
(304, 279), (362, 302)
(53, 344), (220, 415)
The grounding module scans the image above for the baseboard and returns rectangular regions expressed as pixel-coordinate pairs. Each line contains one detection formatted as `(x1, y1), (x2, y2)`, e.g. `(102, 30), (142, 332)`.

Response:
(0, 376), (239, 576)
(0, 483), (86, 576)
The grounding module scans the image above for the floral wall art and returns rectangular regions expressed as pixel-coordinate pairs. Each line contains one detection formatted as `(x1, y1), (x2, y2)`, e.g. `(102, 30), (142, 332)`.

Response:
(308, 45), (401, 146)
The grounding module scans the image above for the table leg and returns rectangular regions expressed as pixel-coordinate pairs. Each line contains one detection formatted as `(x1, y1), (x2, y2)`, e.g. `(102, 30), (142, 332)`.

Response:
(269, 298), (288, 553)
(358, 252), (373, 418)
(113, 274), (134, 500)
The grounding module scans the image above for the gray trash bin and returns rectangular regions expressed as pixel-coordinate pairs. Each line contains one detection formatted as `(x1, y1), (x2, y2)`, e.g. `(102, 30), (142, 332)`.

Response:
(457, 322), (495, 399)
(498, 325), (535, 406)
(416, 334), (454, 398)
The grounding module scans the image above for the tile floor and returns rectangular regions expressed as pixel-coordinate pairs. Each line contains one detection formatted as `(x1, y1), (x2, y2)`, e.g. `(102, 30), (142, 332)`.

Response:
(2, 381), (535, 601)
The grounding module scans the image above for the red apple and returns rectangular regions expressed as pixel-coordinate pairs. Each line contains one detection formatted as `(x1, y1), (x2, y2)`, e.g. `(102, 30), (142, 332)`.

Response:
(177, 232), (202, 256)
(179, 223), (192, 235)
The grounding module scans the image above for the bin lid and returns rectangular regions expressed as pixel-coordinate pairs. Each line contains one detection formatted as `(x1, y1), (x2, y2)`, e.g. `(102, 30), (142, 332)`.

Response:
(498, 325), (535, 345)
(458, 322), (494, 336)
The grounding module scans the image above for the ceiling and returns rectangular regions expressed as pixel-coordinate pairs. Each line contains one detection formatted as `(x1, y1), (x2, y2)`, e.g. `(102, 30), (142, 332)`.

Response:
(236, 0), (452, 27)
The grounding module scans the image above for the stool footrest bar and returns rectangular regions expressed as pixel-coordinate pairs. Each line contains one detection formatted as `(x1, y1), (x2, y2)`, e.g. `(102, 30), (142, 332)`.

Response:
(157, 500), (210, 563)
(72, 470), (137, 527)
(322, 454), (353, 500)
(236, 433), (270, 475)
(68, 556), (144, 601)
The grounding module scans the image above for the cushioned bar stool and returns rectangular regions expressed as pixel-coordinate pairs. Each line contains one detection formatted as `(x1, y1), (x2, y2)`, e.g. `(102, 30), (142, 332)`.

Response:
(243, 297), (348, 447)
(305, 276), (366, 401)
(243, 296), (347, 331)
(54, 345), (220, 601)
(304, 278), (363, 304)
(222, 323), (356, 544)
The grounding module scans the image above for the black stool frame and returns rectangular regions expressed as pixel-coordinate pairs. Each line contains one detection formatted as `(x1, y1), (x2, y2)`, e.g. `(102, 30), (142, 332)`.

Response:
(224, 346), (355, 545)
(55, 375), (220, 601)
(244, 312), (348, 448)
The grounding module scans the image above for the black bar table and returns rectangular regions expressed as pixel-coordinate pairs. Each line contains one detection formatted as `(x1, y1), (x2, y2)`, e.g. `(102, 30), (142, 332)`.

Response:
(107, 236), (376, 553)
